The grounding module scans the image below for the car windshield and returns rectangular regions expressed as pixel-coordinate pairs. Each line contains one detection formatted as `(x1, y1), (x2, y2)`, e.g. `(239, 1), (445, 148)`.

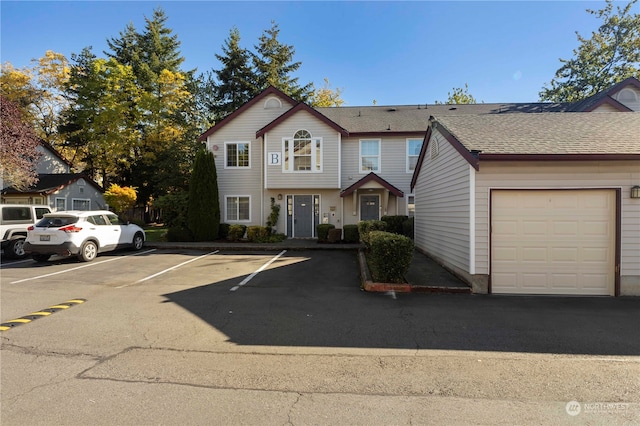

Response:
(36, 216), (79, 228)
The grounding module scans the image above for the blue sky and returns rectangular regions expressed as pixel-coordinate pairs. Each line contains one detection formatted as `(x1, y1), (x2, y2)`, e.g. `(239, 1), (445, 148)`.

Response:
(1, 1), (629, 105)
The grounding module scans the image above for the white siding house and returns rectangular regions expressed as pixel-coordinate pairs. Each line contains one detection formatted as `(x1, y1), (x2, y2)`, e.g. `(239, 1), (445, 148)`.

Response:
(411, 113), (640, 296)
(200, 78), (640, 295)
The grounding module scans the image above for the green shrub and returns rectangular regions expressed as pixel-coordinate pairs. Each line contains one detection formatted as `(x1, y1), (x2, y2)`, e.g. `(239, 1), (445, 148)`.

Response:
(219, 223), (230, 239)
(166, 226), (194, 242)
(155, 190), (189, 228)
(402, 217), (414, 239)
(357, 220), (386, 246)
(188, 149), (220, 241)
(368, 231), (414, 283)
(247, 226), (270, 242)
(381, 215), (409, 235)
(328, 228), (342, 243)
(343, 224), (359, 243)
(267, 233), (287, 243)
(227, 224), (246, 242)
(316, 223), (335, 242)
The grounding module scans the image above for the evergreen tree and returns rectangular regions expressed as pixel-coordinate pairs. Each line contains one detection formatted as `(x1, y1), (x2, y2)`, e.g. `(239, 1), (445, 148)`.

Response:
(252, 21), (313, 102)
(187, 149), (220, 241)
(103, 7), (199, 204)
(540, 0), (640, 102)
(206, 27), (257, 120)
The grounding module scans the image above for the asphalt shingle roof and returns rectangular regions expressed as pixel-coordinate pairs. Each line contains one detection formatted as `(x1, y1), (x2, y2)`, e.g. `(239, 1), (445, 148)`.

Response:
(316, 103), (567, 134)
(433, 112), (640, 155)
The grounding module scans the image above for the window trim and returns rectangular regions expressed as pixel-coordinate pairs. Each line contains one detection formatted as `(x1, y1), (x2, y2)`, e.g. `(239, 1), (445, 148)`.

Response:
(224, 141), (251, 169)
(406, 138), (423, 173)
(55, 198), (66, 211)
(225, 195), (251, 222)
(359, 139), (381, 173)
(72, 198), (91, 211)
(282, 130), (323, 173)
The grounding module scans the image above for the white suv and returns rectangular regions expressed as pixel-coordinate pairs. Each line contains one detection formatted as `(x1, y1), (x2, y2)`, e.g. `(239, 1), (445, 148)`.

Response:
(1, 204), (52, 259)
(25, 210), (145, 262)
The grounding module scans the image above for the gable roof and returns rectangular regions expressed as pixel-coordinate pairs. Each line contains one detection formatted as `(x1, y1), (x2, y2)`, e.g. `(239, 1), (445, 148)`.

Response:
(433, 112), (640, 156)
(411, 112), (640, 190)
(1, 173), (104, 195)
(340, 172), (404, 198)
(198, 86), (298, 141)
(39, 140), (73, 168)
(256, 102), (348, 138)
(566, 77), (640, 112)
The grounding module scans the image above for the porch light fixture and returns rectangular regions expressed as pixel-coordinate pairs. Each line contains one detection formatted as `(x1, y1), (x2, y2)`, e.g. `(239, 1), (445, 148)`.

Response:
(277, 194), (283, 200)
(631, 186), (640, 199)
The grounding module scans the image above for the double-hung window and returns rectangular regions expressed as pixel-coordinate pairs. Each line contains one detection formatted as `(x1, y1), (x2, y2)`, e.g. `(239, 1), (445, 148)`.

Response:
(406, 138), (423, 172)
(225, 142), (250, 168)
(360, 139), (380, 173)
(226, 196), (250, 222)
(283, 130), (322, 172)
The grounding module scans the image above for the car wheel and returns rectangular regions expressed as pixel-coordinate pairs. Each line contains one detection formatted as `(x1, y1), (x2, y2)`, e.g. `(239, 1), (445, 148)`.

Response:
(132, 232), (144, 250)
(32, 254), (51, 262)
(78, 240), (98, 262)
(6, 238), (26, 259)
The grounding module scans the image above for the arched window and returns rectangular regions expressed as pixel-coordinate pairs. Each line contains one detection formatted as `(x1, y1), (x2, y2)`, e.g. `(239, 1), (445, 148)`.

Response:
(283, 130), (322, 172)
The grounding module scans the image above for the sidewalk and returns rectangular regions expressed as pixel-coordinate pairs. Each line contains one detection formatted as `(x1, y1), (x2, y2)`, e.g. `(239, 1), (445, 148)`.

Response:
(145, 239), (471, 293)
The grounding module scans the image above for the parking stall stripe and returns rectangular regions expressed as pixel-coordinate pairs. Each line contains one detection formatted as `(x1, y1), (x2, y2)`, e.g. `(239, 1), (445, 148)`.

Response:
(230, 250), (287, 292)
(0, 299), (86, 331)
(10, 249), (156, 284)
(116, 250), (220, 288)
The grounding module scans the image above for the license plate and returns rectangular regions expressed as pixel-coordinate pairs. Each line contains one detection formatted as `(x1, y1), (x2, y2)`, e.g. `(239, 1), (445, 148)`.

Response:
(40, 235), (50, 241)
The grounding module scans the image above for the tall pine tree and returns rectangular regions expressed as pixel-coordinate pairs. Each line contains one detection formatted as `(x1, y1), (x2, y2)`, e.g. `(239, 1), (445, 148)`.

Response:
(252, 21), (313, 102)
(205, 27), (257, 120)
(103, 7), (199, 204)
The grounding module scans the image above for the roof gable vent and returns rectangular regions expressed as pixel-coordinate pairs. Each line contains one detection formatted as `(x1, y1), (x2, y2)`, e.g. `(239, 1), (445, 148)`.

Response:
(264, 97), (283, 109)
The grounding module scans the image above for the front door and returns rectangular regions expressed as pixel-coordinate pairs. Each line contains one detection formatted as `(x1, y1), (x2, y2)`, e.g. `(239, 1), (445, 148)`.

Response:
(360, 195), (380, 221)
(293, 195), (313, 237)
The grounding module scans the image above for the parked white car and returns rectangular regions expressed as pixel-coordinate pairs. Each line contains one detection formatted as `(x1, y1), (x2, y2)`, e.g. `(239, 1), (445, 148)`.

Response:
(1, 204), (52, 259)
(25, 210), (145, 262)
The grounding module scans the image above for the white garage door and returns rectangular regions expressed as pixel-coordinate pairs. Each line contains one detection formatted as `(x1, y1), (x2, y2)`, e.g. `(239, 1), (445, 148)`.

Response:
(491, 190), (615, 295)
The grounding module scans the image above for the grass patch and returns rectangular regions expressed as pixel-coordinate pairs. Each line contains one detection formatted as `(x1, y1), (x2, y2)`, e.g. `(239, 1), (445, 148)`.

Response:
(143, 226), (167, 242)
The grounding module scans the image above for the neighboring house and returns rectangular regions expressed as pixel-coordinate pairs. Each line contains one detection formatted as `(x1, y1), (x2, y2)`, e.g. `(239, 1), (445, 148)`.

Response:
(1, 142), (105, 211)
(199, 78), (639, 296)
(410, 113), (640, 297)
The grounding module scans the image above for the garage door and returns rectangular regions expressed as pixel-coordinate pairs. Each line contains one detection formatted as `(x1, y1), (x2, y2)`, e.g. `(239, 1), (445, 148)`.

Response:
(491, 190), (615, 295)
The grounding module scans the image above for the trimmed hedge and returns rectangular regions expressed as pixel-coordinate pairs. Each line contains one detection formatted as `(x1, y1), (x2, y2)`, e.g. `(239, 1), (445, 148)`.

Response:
(227, 224), (246, 242)
(402, 217), (414, 239)
(381, 215), (408, 235)
(219, 223), (230, 239)
(357, 220), (386, 246)
(368, 231), (414, 283)
(247, 226), (270, 242)
(343, 224), (359, 243)
(166, 226), (194, 242)
(317, 223), (335, 242)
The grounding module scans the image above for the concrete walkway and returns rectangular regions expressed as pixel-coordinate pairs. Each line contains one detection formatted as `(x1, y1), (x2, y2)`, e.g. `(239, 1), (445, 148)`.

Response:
(145, 239), (471, 293)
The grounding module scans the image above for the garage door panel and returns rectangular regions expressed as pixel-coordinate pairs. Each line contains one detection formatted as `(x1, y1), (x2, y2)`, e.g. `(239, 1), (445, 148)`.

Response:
(492, 190), (615, 296)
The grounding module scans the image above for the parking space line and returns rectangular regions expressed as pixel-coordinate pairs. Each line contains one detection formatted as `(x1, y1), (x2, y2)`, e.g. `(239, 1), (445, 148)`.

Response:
(0, 258), (34, 268)
(230, 250), (287, 292)
(0, 299), (86, 331)
(116, 250), (219, 288)
(10, 249), (156, 284)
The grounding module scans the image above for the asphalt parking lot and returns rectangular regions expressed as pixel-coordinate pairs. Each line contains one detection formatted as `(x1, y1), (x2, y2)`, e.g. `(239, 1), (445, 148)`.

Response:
(2, 247), (640, 355)
(2, 248), (639, 425)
